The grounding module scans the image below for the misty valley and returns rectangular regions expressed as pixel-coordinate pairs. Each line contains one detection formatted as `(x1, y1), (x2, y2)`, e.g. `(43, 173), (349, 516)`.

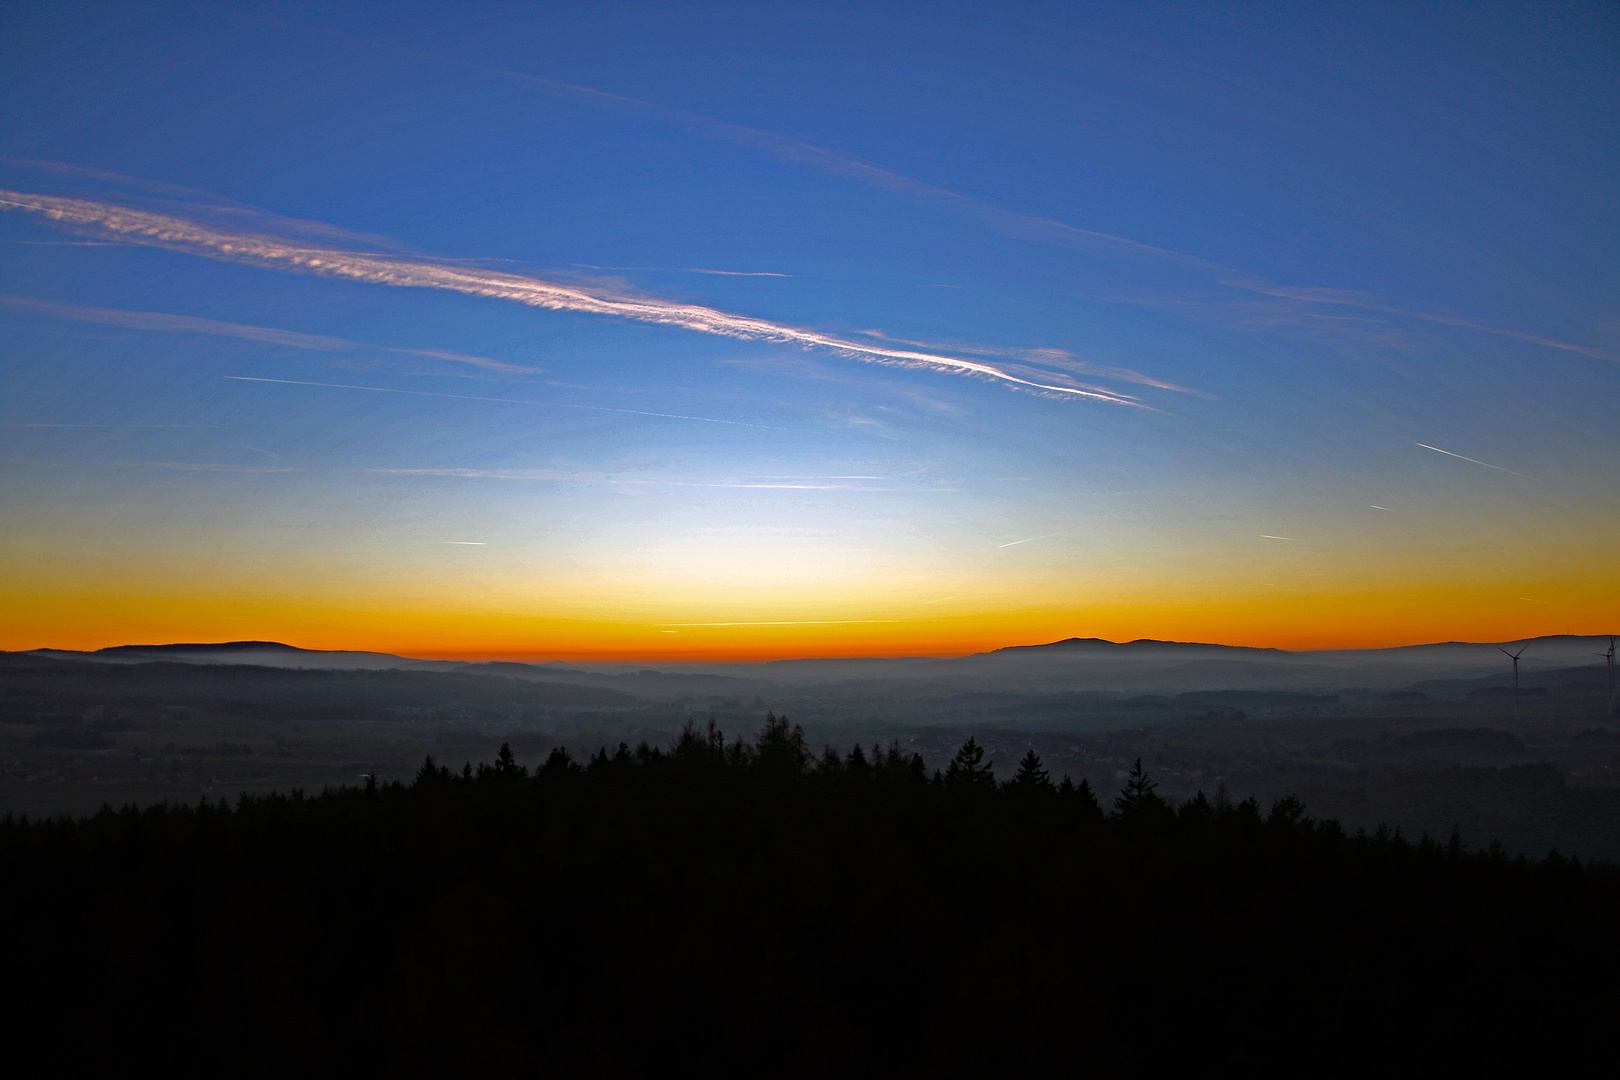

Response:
(4, 635), (1617, 860)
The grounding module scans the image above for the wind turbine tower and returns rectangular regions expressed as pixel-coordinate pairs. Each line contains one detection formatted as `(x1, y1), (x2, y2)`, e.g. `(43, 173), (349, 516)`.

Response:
(1498, 644), (1529, 724)
(1603, 636), (1616, 722)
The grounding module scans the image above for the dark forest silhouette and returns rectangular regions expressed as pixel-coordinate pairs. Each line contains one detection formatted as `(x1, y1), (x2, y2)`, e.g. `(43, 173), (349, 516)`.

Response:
(2, 714), (1614, 1072)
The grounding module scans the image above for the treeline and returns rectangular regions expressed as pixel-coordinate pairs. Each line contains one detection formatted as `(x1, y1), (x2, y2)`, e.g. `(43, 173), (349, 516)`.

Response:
(2, 716), (1615, 1073)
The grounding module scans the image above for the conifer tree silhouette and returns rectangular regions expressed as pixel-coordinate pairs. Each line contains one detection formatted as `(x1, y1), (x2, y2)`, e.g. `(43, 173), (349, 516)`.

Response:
(1007, 750), (1054, 793)
(755, 712), (809, 774)
(1112, 758), (1167, 820)
(945, 736), (997, 790)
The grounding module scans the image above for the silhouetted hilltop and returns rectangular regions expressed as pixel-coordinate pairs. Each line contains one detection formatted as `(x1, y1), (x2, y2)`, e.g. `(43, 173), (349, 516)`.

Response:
(103, 640), (293, 654)
(33, 640), (463, 672)
(988, 635), (1289, 657)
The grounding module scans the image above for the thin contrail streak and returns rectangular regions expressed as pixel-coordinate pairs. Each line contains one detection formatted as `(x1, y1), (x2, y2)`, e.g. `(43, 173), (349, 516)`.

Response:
(573, 263), (793, 277)
(367, 467), (944, 491)
(998, 533), (1058, 548)
(1260, 535), (1301, 541)
(663, 620), (900, 626)
(272, 23), (1617, 364)
(0, 190), (1141, 405)
(1415, 442), (1524, 476)
(222, 375), (782, 428)
(0, 293), (538, 374)
(605, 479), (935, 490)
(135, 461), (299, 473)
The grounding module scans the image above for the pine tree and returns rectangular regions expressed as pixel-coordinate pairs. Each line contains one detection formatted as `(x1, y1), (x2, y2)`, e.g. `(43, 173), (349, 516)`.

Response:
(1007, 750), (1054, 794)
(945, 737), (997, 791)
(755, 713), (808, 774)
(1112, 758), (1167, 820)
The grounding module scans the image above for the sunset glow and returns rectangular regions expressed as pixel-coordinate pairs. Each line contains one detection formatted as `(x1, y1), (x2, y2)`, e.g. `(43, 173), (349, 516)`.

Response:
(3, 3), (1616, 661)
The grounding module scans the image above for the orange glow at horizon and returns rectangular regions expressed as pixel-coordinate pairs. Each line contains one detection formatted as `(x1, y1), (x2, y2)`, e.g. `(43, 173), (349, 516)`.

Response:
(5, 576), (1615, 662)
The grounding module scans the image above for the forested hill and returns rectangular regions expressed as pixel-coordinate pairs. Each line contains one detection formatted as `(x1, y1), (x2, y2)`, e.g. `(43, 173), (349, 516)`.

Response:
(3, 717), (1614, 1073)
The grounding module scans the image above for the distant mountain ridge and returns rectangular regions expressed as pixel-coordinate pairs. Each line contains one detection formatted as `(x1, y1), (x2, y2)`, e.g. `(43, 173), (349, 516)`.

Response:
(22, 641), (755, 698)
(992, 637), (1289, 656)
(16, 634), (1613, 696)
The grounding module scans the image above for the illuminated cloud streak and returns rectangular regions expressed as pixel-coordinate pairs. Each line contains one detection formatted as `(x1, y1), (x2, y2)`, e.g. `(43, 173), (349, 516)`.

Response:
(0, 294), (539, 375)
(849, 330), (1196, 394)
(0, 189), (1141, 404)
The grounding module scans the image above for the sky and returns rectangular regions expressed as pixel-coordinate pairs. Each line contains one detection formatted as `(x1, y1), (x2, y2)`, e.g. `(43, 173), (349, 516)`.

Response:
(1, 0), (1616, 660)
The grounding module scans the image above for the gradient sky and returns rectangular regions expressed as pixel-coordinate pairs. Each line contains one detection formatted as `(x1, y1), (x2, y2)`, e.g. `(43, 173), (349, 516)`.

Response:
(2, 1), (1616, 659)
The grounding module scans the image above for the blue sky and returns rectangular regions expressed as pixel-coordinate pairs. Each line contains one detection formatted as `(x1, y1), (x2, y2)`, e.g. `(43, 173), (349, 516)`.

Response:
(2, 0), (1616, 657)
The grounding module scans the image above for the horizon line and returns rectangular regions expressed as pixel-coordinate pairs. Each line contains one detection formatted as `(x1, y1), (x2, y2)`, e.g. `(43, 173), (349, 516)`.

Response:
(14, 630), (1613, 667)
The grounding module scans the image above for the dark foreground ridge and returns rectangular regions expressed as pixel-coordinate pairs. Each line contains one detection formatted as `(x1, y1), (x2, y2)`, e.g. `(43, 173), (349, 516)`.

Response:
(4, 716), (1615, 1073)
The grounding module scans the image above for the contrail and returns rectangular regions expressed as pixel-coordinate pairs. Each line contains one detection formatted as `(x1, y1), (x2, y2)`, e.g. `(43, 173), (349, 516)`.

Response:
(0, 293), (539, 374)
(222, 375), (783, 428)
(1415, 442), (1524, 476)
(604, 479), (936, 490)
(1260, 535), (1301, 541)
(368, 467), (944, 491)
(0, 189), (1142, 405)
(663, 620), (900, 626)
(271, 25), (1618, 364)
(134, 461), (299, 473)
(573, 263), (793, 277)
(998, 533), (1058, 548)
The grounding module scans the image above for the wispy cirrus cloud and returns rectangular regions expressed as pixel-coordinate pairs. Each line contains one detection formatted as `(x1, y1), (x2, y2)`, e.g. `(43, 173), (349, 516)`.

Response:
(103, 459), (947, 491)
(367, 467), (586, 480)
(223, 375), (784, 428)
(0, 294), (540, 375)
(131, 461), (300, 473)
(343, 44), (1614, 364)
(0, 189), (1144, 405)
(1228, 282), (1618, 362)
(367, 466), (950, 491)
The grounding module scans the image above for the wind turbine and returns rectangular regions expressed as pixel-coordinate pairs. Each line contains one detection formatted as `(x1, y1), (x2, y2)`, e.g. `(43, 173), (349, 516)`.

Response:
(1599, 636), (1616, 722)
(1498, 644), (1529, 723)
